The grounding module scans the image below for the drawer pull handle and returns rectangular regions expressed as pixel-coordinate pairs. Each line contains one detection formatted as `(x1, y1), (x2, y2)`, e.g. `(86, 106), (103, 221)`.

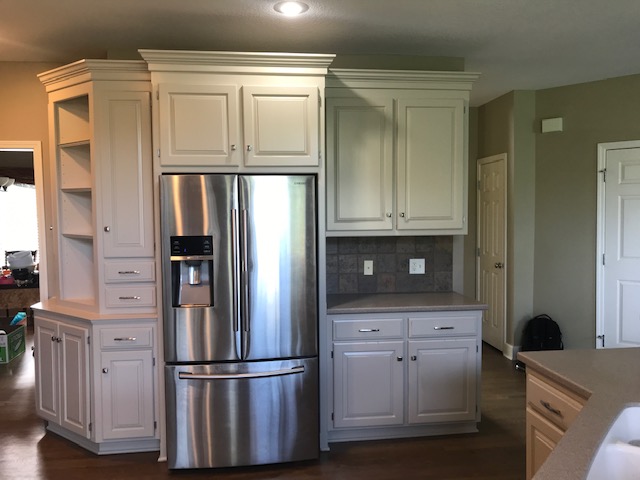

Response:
(434, 326), (455, 330)
(118, 270), (141, 275)
(358, 328), (380, 333)
(540, 400), (563, 418)
(114, 337), (137, 342)
(119, 296), (142, 300)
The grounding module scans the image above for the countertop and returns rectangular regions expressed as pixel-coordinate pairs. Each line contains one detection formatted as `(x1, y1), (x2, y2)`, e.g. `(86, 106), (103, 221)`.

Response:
(517, 348), (640, 479)
(326, 292), (487, 314)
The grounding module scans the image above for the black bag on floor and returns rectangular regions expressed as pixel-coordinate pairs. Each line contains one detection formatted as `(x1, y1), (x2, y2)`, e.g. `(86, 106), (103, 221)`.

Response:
(515, 314), (563, 371)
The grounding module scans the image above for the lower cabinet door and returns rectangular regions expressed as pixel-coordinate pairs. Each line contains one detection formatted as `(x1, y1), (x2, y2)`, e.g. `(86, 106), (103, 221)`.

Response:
(526, 407), (563, 480)
(333, 341), (404, 428)
(100, 349), (155, 440)
(408, 338), (477, 424)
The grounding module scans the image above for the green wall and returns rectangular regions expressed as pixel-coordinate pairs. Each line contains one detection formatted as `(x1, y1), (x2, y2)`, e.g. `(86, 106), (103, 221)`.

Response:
(534, 73), (640, 348)
(474, 91), (536, 349)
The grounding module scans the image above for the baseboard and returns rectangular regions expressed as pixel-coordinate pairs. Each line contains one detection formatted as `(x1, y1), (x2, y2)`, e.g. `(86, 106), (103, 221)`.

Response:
(503, 343), (520, 361)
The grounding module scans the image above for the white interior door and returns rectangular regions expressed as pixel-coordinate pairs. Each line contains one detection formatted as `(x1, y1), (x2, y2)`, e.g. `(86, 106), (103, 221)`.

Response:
(597, 142), (640, 348)
(477, 154), (507, 351)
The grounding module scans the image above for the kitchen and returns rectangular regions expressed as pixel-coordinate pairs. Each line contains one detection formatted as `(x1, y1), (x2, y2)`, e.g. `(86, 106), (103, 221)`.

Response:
(2, 2), (640, 479)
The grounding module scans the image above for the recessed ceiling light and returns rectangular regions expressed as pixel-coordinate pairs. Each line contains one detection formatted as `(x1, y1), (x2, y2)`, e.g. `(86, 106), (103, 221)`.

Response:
(274, 1), (309, 16)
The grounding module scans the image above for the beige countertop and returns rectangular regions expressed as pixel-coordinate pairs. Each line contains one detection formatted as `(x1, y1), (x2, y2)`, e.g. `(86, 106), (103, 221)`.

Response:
(517, 348), (640, 480)
(326, 292), (487, 314)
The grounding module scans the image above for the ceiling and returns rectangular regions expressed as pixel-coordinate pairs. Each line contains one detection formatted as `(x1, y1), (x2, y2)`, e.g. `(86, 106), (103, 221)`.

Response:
(3, 0), (640, 106)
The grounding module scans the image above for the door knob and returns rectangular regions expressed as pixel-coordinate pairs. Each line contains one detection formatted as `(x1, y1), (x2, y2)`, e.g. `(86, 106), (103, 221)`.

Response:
(494, 262), (504, 269)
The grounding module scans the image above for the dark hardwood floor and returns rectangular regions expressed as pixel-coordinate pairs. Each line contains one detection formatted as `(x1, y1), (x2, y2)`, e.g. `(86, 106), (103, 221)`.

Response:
(0, 330), (526, 479)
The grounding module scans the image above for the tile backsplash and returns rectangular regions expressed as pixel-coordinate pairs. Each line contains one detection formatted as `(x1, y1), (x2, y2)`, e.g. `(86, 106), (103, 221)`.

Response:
(326, 236), (453, 294)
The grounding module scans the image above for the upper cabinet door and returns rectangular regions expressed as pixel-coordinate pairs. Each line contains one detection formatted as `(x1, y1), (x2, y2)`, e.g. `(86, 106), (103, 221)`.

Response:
(326, 96), (394, 231)
(98, 91), (154, 258)
(158, 84), (241, 167)
(242, 86), (319, 166)
(396, 98), (465, 231)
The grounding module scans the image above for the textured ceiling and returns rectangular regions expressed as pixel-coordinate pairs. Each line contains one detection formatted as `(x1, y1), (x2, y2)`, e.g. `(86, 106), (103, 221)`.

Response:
(2, 0), (640, 105)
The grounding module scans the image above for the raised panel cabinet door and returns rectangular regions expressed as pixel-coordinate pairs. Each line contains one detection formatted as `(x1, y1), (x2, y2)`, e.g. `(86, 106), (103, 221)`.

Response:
(397, 98), (465, 231)
(158, 83), (241, 167)
(34, 317), (60, 423)
(242, 86), (319, 166)
(100, 349), (155, 440)
(59, 322), (90, 438)
(526, 407), (563, 480)
(98, 91), (154, 258)
(326, 96), (394, 231)
(333, 341), (404, 428)
(408, 338), (476, 424)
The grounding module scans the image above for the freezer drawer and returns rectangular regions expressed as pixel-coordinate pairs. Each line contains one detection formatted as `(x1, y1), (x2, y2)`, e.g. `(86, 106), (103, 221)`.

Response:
(165, 357), (319, 469)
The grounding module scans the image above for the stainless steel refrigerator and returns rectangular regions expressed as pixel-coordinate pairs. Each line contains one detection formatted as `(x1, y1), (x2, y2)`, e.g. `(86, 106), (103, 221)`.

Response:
(160, 174), (318, 469)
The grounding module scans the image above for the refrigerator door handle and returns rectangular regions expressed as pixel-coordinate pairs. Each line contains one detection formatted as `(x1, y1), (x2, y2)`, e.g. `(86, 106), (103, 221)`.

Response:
(231, 208), (239, 333)
(178, 365), (305, 381)
(241, 208), (250, 333)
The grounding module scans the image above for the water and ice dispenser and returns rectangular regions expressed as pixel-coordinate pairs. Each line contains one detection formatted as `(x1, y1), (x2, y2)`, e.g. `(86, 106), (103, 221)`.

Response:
(170, 236), (214, 307)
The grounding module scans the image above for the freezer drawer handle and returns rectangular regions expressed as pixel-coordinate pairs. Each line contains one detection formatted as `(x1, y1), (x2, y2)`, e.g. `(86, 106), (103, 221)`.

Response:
(178, 366), (305, 381)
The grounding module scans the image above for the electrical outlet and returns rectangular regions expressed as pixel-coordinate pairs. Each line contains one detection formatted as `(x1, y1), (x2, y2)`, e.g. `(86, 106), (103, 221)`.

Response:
(363, 260), (374, 276)
(409, 258), (425, 274)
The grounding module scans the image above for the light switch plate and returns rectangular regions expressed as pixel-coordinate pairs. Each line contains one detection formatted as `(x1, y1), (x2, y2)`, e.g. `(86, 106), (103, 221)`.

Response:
(363, 260), (374, 276)
(409, 258), (425, 274)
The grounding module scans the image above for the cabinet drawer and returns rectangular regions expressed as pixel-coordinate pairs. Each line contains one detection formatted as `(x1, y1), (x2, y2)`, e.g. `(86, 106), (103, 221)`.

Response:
(408, 313), (478, 338)
(527, 371), (585, 432)
(333, 317), (403, 340)
(104, 261), (156, 283)
(100, 327), (153, 349)
(105, 286), (156, 308)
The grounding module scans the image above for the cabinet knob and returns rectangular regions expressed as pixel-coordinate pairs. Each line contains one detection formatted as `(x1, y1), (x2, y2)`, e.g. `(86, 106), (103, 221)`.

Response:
(231, 144), (237, 151)
(49, 226), (53, 231)
(104, 226), (111, 232)
(51, 335), (56, 342)
(386, 212), (392, 218)
(399, 212), (405, 218)
(411, 355), (417, 361)
(102, 368), (109, 374)
(247, 145), (253, 152)
(56, 337), (62, 343)
(397, 356), (403, 362)
(494, 262), (504, 269)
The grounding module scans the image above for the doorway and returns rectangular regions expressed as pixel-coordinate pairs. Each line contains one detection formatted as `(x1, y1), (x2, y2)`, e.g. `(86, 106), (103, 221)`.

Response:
(596, 141), (640, 349)
(477, 154), (507, 352)
(0, 141), (46, 301)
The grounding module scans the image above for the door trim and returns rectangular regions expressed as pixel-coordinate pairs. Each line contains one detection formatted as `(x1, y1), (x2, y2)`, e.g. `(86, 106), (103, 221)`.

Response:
(595, 140), (640, 348)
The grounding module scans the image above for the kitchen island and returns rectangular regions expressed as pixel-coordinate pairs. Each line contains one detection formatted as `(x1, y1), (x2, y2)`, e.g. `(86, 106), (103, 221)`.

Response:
(517, 347), (640, 479)
(324, 292), (486, 445)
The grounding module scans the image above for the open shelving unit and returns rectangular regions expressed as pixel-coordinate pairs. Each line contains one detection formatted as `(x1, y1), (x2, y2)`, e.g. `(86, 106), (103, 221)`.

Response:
(54, 94), (96, 307)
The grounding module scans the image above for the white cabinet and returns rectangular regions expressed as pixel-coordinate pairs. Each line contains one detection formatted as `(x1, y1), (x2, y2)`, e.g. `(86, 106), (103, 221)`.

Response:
(158, 84), (318, 167)
(94, 325), (156, 442)
(39, 60), (155, 315)
(34, 314), (90, 439)
(408, 337), (477, 424)
(329, 310), (481, 442)
(140, 50), (335, 170)
(333, 341), (404, 428)
(34, 310), (159, 454)
(326, 69), (479, 235)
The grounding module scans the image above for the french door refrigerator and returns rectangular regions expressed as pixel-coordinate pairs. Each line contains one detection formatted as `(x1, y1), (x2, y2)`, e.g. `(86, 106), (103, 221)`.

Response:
(160, 174), (318, 469)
